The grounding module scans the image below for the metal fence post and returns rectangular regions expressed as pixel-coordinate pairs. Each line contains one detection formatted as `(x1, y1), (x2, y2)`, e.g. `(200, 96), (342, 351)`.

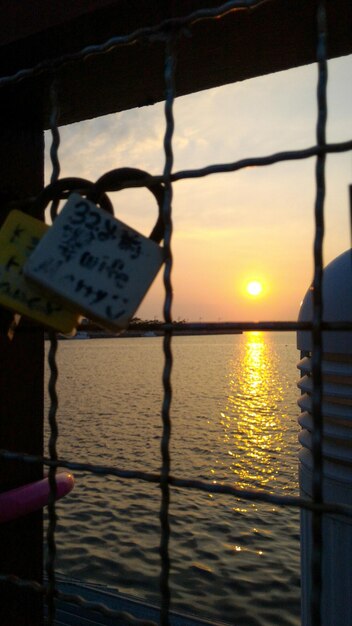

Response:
(0, 115), (44, 625)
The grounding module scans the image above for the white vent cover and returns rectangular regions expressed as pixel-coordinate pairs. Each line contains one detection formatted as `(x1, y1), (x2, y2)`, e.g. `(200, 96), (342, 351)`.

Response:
(297, 249), (352, 626)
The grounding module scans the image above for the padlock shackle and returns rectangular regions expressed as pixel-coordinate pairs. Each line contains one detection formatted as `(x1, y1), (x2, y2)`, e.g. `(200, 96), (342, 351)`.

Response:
(32, 178), (114, 218)
(90, 168), (165, 244)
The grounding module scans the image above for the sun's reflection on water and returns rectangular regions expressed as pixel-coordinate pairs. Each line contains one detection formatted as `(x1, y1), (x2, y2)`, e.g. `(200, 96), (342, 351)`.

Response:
(219, 332), (285, 491)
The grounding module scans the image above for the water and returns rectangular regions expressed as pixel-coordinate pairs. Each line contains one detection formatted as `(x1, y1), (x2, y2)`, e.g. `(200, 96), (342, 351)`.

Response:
(44, 332), (301, 625)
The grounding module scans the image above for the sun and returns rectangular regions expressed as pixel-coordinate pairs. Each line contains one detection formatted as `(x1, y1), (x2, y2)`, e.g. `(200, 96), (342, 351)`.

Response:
(246, 280), (263, 297)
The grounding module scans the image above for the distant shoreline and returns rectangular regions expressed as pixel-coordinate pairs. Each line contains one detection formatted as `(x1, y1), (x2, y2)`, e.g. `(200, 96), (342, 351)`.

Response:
(54, 328), (243, 340)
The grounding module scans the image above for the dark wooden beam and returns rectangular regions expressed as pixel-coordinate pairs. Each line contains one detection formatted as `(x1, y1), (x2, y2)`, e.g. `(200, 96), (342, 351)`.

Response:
(0, 117), (44, 625)
(0, 0), (350, 127)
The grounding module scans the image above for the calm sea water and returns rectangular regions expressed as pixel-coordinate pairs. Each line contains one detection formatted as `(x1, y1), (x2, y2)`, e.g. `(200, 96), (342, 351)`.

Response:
(44, 332), (301, 626)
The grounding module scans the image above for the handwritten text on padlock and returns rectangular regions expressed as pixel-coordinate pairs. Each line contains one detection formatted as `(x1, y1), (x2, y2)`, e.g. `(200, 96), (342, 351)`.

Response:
(24, 194), (164, 332)
(0, 210), (80, 333)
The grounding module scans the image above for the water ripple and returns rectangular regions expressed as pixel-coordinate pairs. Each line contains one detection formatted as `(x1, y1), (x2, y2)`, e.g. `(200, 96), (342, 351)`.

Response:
(45, 333), (300, 625)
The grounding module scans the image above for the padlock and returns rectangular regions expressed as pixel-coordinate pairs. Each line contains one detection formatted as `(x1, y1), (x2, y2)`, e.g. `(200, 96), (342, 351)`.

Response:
(24, 168), (165, 333)
(31, 176), (114, 222)
(0, 210), (80, 334)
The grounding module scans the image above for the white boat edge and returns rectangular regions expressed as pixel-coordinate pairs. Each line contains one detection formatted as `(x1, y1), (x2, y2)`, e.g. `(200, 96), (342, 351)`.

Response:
(49, 576), (234, 626)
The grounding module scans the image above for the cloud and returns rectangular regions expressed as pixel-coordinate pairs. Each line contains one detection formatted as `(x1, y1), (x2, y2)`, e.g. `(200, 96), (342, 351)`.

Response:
(42, 54), (352, 320)
(45, 105), (165, 183)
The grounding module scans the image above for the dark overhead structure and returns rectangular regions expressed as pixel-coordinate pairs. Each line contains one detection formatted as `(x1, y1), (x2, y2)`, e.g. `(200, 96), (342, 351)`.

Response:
(0, 0), (351, 126)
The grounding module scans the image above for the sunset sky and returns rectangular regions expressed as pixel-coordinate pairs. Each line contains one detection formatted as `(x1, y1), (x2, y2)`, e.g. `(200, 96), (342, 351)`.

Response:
(45, 54), (352, 323)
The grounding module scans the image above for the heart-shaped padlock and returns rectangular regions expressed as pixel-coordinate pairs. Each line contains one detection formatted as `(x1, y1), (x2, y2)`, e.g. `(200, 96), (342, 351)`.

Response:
(0, 178), (113, 334)
(24, 169), (165, 333)
(30, 176), (114, 221)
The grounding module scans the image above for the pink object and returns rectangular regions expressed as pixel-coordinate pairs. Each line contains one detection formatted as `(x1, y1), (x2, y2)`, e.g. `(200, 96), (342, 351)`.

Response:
(0, 472), (74, 523)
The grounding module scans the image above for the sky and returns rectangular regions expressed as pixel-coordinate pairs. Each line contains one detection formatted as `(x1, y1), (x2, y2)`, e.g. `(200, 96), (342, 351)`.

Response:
(45, 54), (352, 323)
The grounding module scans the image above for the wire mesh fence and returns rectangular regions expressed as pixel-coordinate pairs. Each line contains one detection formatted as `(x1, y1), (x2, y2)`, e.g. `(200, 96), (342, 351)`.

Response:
(0, 1), (351, 625)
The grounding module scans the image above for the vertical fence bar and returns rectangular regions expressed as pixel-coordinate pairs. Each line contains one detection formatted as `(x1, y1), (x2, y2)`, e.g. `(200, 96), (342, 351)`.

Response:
(310, 2), (328, 625)
(159, 34), (176, 626)
(45, 79), (61, 625)
(0, 103), (45, 624)
(46, 332), (59, 624)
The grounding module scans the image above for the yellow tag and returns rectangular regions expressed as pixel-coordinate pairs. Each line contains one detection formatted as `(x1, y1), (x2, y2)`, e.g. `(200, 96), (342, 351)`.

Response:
(0, 211), (80, 334)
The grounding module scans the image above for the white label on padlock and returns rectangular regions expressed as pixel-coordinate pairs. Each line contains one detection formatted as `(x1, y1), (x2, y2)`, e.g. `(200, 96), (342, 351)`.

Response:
(24, 193), (164, 332)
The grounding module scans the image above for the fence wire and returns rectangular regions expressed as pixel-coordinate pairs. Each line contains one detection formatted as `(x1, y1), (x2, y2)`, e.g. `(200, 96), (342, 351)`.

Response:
(45, 78), (61, 626)
(0, 1), (351, 626)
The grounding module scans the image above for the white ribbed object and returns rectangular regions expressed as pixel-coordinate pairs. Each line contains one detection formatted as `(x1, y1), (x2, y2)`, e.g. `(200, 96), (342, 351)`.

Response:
(297, 249), (352, 626)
